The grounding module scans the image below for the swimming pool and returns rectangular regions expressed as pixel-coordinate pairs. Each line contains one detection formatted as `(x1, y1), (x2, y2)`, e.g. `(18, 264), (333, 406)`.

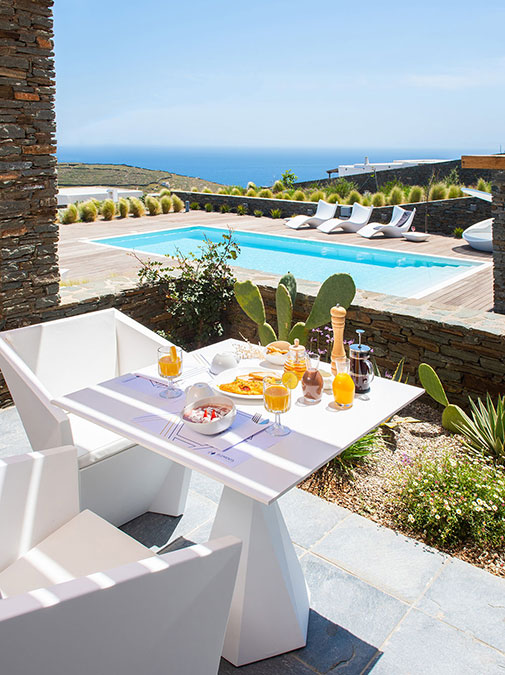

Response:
(91, 226), (488, 299)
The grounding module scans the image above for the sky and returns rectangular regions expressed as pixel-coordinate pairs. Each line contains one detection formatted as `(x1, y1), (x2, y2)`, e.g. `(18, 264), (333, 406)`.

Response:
(53, 0), (505, 151)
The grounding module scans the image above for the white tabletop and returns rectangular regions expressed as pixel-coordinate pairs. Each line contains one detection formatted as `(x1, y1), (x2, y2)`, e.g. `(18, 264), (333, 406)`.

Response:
(53, 339), (423, 505)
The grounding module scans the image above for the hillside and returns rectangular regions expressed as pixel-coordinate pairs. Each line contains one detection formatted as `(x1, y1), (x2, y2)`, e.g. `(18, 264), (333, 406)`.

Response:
(57, 163), (226, 192)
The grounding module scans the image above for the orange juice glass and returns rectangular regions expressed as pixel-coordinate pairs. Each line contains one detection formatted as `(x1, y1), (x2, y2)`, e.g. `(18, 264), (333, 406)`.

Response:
(332, 358), (355, 409)
(157, 345), (183, 399)
(263, 379), (291, 436)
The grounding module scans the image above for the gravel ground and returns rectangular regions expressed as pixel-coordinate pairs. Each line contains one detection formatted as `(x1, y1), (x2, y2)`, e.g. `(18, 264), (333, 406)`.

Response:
(300, 400), (505, 579)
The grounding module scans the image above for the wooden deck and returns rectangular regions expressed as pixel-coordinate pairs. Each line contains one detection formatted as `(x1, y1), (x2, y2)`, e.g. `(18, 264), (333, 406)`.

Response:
(59, 212), (494, 312)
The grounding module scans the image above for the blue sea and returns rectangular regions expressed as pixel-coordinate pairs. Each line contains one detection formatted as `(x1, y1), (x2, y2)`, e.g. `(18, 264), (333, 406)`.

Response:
(55, 145), (487, 187)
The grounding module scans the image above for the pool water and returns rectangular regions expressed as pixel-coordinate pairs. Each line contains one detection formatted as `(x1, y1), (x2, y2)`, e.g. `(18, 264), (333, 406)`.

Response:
(92, 226), (486, 299)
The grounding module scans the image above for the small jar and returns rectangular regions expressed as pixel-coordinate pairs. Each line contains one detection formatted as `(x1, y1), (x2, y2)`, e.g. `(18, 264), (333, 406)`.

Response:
(283, 339), (308, 382)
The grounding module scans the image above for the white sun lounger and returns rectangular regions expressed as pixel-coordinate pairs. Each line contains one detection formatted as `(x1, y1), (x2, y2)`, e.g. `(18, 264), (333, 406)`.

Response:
(285, 199), (336, 229)
(358, 205), (416, 239)
(317, 203), (373, 233)
(462, 218), (493, 252)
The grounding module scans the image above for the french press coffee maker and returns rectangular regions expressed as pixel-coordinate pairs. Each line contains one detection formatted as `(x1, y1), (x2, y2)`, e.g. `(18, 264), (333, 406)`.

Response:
(349, 329), (374, 394)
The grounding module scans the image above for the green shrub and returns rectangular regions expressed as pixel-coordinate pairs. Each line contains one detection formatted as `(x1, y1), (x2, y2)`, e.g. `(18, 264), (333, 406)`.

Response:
(270, 208), (282, 218)
(331, 178), (357, 199)
(161, 196), (172, 213)
(202, 187), (212, 194)
(101, 199), (115, 221)
(118, 198), (129, 218)
(330, 430), (380, 478)
(476, 178), (492, 193)
(326, 193), (340, 204)
(392, 451), (505, 548)
(247, 181), (257, 190)
(292, 189), (306, 201)
(190, 201), (200, 210)
(217, 187), (227, 194)
(281, 169), (298, 189)
(79, 201), (98, 222)
(246, 188), (257, 197)
(254, 209), (263, 217)
(309, 190), (326, 202)
(408, 185), (425, 203)
(272, 180), (284, 193)
(448, 185), (463, 199)
(429, 183), (448, 201)
(91, 198), (102, 210)
(258, 188), (273, 199)
(361, 192), (372, 206)
(453, 227), (464, 239)
(130, 198), (146, 217)
(388, 186), (404, 205)
(456, 394), (505, 466)
(237, 204), (247, 216)
(220, 203), (231, 213)
(380, 179), (404, 198)
(346, 190), (362, 205)
(444, 168), (460, 186)
(60, 203), (78, 224)
(172, 195), (184, 212)
(159, 188), (171, 197)
(146, 196), (162, 215)
(231, 187), (242, 196)
(204, 202), (213, 212)
(191, 187), (198, 192)
(371, 192), (386, 207)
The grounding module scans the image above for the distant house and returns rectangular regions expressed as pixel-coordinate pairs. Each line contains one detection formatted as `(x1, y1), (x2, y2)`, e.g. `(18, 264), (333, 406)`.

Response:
(57, 186), (143, 206)
(326, 157), (449, 179)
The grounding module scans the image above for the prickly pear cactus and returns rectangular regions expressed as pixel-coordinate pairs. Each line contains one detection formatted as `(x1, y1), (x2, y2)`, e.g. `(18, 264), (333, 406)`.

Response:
(279, 272), (297, 306)
(234, 280), (266, 325)
(276, 283), (292, 341)
(305, 274), (356, 331)
(258, 322), (277, 345)
(418, 363), (469, 432)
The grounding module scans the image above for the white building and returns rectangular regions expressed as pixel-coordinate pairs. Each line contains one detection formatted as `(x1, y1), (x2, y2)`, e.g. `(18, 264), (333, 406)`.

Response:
(57, 186), (143, 206)
(327, 157), (449, 179)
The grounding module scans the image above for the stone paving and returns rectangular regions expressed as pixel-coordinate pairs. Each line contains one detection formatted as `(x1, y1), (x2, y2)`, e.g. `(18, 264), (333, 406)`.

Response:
(2, 406), (505, 674)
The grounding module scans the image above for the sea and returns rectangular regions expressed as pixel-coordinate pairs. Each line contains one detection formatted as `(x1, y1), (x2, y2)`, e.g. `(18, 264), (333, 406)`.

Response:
(56, 145), (490, 187)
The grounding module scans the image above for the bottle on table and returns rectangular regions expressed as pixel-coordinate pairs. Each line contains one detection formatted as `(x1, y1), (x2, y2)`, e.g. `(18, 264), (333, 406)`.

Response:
(349, 329), (375, 394)
(301, 354), (324, 405)
(284, 339), (308, 382)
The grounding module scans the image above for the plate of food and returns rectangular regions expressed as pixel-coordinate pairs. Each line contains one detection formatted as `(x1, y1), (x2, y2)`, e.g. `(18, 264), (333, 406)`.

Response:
(213, 367), (281, 399)
(264, 340), (290, 366)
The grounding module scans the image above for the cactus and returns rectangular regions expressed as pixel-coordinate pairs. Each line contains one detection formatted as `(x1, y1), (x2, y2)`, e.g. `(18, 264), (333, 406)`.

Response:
(234, 273), (356, 346)
(418, 363), (469, 432)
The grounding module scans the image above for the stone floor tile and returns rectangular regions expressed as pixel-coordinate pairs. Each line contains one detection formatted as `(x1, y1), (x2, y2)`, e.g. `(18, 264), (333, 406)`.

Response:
(312, 512), (446, 603)
(218, 653), (314, 674)
(301, 553), (408, 647)
(367, 609), (505, 675)
(294, 610), (379, 674)
(278, 487), (349, 549)
(416, 557), (505, 653)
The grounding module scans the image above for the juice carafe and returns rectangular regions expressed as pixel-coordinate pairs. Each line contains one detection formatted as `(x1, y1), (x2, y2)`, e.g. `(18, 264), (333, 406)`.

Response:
(283, 339), (308, 382)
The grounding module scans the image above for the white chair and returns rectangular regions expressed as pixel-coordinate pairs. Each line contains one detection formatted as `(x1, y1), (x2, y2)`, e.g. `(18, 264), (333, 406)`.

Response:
(462, 218), (493, 252)
(0, 308), (191, 525)
(285, 199), (337, 229)
(317, 202), (373, 233)
(0, 446), (242, 675)
(358, 205), (416, 239)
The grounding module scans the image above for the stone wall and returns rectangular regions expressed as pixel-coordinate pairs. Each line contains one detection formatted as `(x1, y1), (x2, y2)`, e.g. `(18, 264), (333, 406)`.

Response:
(0, 0), (58, 332)
(492, 172), (505, 313)
(173, 190), (491, 236)
(226, 285), (505, 409)
(294, 159), (498, 192)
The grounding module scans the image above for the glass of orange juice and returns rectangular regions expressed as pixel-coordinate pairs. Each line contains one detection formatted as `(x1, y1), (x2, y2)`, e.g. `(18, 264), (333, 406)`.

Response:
(332, 358), (355, 409)
(263, 377), (291, 436)
(157, 345), (183, 398)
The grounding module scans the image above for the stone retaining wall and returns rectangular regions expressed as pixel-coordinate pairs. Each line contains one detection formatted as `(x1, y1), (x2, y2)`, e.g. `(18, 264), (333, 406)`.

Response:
(0, 0), (59, 332)
(492, 173), (505, 313)
(173, 191), (491, 236)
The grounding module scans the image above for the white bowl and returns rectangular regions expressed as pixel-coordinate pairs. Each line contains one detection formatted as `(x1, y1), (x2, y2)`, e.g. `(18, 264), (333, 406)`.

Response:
(181, 395), (236, 435)
(210, 351), (239, 375)
(264, 340), (290, 366)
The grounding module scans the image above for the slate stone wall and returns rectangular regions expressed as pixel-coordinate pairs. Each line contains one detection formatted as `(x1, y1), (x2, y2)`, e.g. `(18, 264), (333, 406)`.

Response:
(173, 191), (491, 236)
(0, 0), (58, 332)
(491, 172), (505, 314)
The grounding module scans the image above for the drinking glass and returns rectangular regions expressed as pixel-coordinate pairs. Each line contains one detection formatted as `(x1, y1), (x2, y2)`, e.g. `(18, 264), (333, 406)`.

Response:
(263, 377), (291, 436)
(157, 345), (183, 399)
(332, 358), (355, 409)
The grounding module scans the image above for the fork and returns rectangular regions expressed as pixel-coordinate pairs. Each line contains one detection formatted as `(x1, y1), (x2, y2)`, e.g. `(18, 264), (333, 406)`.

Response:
(251, 412), (262, 424)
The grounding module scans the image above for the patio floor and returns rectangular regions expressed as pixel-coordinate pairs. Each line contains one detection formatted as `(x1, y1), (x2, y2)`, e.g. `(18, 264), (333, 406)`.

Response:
(58, 211), (494, 312)
(2, 405), (504, 674)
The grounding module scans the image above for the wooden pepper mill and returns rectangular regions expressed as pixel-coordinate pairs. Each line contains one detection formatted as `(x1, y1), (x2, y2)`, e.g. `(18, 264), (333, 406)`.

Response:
(330, 304), (347, 377)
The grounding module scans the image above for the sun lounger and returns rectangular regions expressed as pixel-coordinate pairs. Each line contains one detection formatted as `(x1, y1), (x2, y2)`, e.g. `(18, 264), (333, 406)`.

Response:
(317, 203), (373, 233)
(462, 218), (493, 252)
(358, 206), (416, 239)
(285, 199), (336, 229)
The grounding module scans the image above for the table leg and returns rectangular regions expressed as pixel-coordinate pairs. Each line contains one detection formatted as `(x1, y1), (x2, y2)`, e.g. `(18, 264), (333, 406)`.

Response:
(210, 486), (309, 667)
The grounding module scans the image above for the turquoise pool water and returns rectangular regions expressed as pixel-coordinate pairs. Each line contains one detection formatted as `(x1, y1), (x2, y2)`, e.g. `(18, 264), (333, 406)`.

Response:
(92, 226), (485, 298)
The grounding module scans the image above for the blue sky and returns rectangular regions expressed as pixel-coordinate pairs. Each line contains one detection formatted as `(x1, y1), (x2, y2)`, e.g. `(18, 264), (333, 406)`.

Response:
(54, 0), (505, 151)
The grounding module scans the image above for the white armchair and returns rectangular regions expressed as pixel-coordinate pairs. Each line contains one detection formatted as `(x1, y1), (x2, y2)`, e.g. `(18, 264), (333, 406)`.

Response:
(0, 308), (191, 525)
(0, 447), (241, 675)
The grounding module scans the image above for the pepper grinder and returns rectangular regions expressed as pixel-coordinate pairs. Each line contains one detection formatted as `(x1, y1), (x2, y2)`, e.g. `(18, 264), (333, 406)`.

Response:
(330, 304), (347, 378)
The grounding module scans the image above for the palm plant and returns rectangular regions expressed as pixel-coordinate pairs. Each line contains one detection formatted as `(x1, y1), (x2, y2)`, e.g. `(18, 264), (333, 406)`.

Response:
(456, 394), (505, 465)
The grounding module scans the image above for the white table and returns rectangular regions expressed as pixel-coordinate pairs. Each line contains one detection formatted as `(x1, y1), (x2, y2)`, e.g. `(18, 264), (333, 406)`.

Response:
(54, 338), (423, 666)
